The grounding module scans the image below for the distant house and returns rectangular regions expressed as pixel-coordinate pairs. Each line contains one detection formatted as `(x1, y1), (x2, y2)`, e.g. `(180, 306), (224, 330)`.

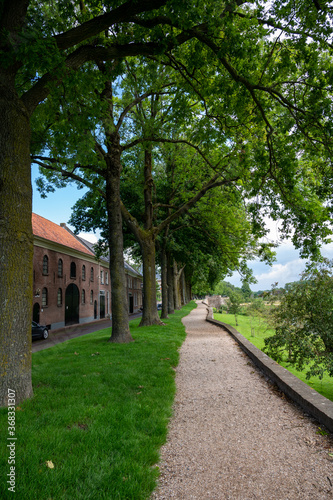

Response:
(32, 213), (142, 330)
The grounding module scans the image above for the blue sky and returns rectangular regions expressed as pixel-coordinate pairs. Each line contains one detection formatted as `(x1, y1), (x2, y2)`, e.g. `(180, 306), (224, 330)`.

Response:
(32, 164), (333, 292)
(32, 164), (85, 228)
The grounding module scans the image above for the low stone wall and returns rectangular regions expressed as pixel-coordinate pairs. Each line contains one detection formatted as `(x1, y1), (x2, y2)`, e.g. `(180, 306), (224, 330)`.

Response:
(205, 295), (229, 309)
(205, 305), (333, 434)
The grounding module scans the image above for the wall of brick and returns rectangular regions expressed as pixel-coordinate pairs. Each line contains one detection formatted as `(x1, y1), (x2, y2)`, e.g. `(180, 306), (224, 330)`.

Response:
(33, 244), (143, 330)
(33, 245), (105, 329)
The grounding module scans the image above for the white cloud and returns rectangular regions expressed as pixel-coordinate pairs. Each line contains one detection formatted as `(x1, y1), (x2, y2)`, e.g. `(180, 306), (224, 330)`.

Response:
(253, 258), (305, 289)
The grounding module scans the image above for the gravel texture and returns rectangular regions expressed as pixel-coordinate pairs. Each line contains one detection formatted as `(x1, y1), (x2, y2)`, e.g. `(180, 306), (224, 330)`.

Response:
(151, 301), (333, 499)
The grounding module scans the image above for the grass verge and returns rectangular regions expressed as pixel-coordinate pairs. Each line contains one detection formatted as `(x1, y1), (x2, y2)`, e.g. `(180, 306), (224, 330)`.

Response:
(214, 312), (333, 403)
(0, 302), (196, 499)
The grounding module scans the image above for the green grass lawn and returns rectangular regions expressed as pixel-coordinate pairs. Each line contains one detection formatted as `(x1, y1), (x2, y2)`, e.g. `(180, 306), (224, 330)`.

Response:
(214, 312), (333, 402)
(0, 302), (196, 500)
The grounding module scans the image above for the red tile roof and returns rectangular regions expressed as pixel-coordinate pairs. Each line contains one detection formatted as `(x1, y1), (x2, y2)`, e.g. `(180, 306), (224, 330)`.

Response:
(32, 213), (94, 256)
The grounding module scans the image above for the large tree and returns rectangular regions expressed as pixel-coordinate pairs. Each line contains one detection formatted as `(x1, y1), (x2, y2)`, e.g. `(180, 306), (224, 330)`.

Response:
(34, 56), (253, 327)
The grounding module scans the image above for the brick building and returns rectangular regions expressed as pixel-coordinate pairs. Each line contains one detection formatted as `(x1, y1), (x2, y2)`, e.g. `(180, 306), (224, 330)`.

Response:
(32, 213), (142, 330)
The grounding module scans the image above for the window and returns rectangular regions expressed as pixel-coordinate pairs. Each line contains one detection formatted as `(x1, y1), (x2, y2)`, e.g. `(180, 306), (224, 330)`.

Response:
(70, 262), (76, 278)
(82, 265), (86, 281)
(81, 289), (85, 304)
(90, 267), (94, 281)
(90, 290), (93, 304)
(42, 288), (48, 307)
(42, 255), (48, 275)
(105, 272), (109, 285)
(57, 288), (62, 306)
(101, 270), (104, 284)
(58, 259), (63, 278)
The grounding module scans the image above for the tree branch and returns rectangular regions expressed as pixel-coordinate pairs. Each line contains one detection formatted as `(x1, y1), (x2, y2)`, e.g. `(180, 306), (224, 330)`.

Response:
(33, 164), (106, 200)
(53, 0), (168, 50)
(122, 135), (233, 175)
(156, 173), (240, 235)
(32, 155), (105, 176)
(116, 84), (174, 131)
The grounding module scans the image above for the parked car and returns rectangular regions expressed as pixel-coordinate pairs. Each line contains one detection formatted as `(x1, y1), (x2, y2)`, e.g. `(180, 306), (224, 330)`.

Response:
(32, 321), (49, 340)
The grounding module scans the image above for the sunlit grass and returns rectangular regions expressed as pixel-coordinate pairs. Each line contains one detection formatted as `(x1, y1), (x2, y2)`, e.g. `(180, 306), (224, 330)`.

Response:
(0, 302), (196, 499)
(214, 312), (333, 402)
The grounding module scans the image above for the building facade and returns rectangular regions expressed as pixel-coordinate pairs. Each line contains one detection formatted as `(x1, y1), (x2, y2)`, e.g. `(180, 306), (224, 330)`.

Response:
(32, 213), (142, 330)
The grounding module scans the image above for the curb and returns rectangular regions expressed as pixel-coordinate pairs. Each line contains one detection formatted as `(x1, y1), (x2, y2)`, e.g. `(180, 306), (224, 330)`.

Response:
(205, 306), (333, 434)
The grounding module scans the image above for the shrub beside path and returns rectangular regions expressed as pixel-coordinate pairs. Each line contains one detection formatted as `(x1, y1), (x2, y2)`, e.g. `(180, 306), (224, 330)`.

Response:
(151, 301), (333, 499)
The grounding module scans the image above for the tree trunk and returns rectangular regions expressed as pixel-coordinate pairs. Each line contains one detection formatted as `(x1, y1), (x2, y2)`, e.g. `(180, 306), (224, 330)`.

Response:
(105, 142), (133, 343)
(167, 252), (175, 315)
(180, 269), (186, 305)
(173, 260), (180, 310)
(139, 236), (163, 326)
(186, 280), (192, 303)
(0, 85), (34, 406)
(160, 246), (169, 319)
(138, 143), (163, 326)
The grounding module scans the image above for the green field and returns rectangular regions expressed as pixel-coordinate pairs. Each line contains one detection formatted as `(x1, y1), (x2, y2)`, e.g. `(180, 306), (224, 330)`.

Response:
(0, 302), (196, 500)
(214, 312), (333, 402)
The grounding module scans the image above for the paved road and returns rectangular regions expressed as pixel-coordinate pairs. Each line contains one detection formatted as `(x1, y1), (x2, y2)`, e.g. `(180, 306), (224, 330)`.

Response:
(32, 313), (142, 353)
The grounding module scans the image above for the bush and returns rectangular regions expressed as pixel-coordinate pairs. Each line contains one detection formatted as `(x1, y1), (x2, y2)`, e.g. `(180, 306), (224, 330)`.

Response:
(264, 260), (333, 379)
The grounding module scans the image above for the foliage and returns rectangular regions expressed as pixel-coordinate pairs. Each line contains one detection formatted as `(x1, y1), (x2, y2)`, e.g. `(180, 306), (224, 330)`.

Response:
(227, 291), (243, 326)
(212, 281), (241, 297)
(264, 260), (333, 379)
(0, 303), (196, 499)
(208, 281), (255, 303)
(246, 299), (265, 316)
(241, 282), (252, 300)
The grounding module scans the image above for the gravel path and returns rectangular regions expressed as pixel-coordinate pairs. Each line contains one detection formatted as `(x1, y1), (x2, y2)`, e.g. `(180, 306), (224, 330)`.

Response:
(151, 301), (333, 499)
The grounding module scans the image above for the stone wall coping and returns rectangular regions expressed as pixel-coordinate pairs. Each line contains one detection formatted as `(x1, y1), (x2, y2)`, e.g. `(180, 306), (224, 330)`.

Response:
(205, 305), (333, 434)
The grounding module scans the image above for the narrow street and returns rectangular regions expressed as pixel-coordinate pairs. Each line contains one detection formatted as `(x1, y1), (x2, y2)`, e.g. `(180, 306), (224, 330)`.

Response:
(32, 313), (142, 353)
